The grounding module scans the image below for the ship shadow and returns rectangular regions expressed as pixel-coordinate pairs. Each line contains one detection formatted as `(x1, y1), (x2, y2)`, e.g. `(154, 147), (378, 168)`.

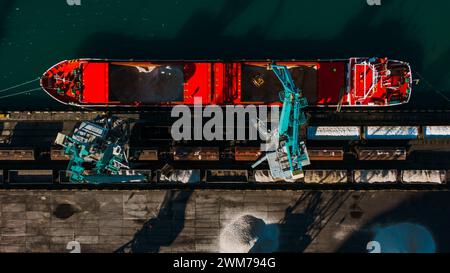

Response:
(337, 191), (450, 253)
(76, 1), (423, 62)
(115, 189), (193, 253)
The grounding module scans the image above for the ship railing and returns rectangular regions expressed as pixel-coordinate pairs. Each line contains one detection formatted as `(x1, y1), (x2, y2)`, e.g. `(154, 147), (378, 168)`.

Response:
(353, 61), (377, 101)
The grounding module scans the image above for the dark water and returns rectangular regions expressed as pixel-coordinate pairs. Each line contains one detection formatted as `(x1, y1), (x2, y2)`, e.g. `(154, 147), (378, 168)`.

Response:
(0, 0), (449, 110)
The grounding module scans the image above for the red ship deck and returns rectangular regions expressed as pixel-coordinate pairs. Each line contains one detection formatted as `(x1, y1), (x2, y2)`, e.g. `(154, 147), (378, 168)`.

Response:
(82, 62), (109, 103)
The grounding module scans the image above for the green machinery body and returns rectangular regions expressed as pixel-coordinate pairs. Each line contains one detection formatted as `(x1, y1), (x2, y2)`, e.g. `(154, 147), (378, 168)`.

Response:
(55, 116), (146, 184)
(252, 64), (311, 180)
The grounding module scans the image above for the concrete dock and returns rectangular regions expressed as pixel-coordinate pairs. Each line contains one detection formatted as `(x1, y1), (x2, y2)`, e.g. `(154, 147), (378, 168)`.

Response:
(0, 189), (449, 253)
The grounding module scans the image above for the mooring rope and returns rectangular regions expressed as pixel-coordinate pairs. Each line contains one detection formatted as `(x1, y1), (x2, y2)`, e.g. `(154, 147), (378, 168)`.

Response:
(0, 77), (40, 94)
(0, 87), (41, 100)
(415, 71), (450, 102)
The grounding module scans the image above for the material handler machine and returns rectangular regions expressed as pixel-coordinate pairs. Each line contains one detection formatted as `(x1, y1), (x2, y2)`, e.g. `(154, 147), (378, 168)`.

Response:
(252, 64), (311, 181)
(55, 115), (146, 183)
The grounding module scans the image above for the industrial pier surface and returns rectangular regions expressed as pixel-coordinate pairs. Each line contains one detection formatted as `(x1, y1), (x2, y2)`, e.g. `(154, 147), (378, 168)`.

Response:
(0, 189), (449, 253)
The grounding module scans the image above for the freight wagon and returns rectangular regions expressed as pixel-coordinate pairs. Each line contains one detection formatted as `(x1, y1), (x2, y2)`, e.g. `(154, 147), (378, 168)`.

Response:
(353, 170), (398, 183)
(129, 148), (159, 161)
(303, 170), (348, 184)
(8, 170), (53, 184)
(172, 147), (220, 161)
(423, 126), (450, 139)
(308, 148), (344, 161)
(306, 125), (450, 140)
(401, 170), (447, 184)
(307, 126), (360, 140)
(356, 147), (407, 160)
(364, 126), (419, 140)
(0, 149), (35, 160)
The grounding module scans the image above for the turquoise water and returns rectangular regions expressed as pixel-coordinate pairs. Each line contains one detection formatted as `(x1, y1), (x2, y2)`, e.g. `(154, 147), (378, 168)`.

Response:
(0, 0), (449, 110)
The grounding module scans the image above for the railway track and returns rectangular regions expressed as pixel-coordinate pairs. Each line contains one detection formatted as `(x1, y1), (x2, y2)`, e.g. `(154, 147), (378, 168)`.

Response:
(0, 110), (449, 189)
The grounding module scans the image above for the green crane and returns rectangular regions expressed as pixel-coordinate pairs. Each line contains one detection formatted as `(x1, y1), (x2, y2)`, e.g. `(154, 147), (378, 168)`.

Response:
(252, 64), (310, 181)
(55, 115), (146, 184)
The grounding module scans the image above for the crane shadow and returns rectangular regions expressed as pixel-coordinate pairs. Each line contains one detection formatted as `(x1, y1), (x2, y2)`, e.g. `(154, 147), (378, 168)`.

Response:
(115, 189), (193, 253)
(250, 191), (353, 252)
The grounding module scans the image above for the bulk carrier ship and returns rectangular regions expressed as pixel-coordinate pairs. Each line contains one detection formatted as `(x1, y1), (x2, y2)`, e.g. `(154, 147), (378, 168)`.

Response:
(40, 57), (412, 107)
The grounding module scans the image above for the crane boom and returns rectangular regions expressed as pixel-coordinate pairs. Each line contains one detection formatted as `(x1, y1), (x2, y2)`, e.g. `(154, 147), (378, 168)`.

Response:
(252, 64), (310, 181)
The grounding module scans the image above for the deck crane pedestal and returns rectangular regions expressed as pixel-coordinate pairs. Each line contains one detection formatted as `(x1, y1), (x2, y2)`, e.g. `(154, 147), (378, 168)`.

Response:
(252, 64), (311, 181)
(55, 115), (146, 184)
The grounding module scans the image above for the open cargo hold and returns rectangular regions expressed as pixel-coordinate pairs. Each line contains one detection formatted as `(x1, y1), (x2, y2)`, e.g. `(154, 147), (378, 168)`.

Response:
(304, 170), (348, 184)
(365, 126), (419, 140)
(308, 148), (344, 160)
(173, 147), (220, 161)
(234, 147), (262, 161)
(307, 126), (361, 140)
(401, 170), (447, 184)
(353, 170), (398, 183)
(356, 147), (407, 160)
(0, 149), (35, 160)
(206, 170), (248, 183)
(159, 169), (200, 183)
(424, 126), (450, 139)
(8, 170), (53, 184)
(129, 148), (158, 161)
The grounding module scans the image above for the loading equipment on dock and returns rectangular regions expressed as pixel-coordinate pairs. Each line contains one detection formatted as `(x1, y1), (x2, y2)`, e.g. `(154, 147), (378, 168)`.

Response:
(54, 65), (311, 183)
(55, 115), (146, 183)
(252, 64), (311, 181)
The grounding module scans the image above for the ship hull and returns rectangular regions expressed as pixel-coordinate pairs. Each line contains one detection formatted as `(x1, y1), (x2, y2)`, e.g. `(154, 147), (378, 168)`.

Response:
(41, 58), (412, 108)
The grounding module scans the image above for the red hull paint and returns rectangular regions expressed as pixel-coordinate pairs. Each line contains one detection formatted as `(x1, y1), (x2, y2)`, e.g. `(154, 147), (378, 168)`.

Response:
(40, 58), (412, 107)
(82, 62), (109, 103)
